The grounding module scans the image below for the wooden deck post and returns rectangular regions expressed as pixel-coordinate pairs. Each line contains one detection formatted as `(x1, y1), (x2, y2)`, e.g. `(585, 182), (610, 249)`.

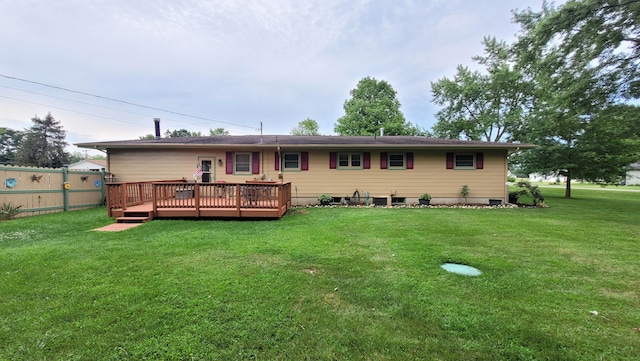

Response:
(121, 183), (128, 211)
(195, 183), (200, 217)
(236, 184), (241, 217)
(152, 183), (158, 215)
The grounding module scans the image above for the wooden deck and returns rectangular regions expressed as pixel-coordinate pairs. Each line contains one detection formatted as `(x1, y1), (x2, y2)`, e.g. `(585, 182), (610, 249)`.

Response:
(106, 180), (291, 220)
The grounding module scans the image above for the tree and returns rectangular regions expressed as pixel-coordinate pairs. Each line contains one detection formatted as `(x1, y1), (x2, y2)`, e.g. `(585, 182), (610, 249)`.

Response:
(0, 127), (24, 164)
(511, 3), (640, 197)
(522, 0), (640, 99)
(15, 112), (69, 168)
(209, 128), (229, 135)
(68, 151), (107, 163)
(335, 77), (416, 136)
(515, 104), (640, 189)
(139, 134), (156, 140)
(431, 37), (531, 142)
(291, 118), (321, 136)
(68, 151), (85, 164)
(164, 129), (203, 137)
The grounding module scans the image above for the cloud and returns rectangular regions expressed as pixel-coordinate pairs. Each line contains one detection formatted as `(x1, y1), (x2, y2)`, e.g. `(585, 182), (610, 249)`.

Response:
(0, 0), (552, 149)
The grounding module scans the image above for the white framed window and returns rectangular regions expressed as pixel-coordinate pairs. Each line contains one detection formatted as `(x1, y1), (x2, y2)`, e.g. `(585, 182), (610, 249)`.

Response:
(283, 153), (300, 170)
(337, 153), (362, 169)
(388, 153), (405, 169)
(455, 154), (475, 169)
(235, 153), (251, 174)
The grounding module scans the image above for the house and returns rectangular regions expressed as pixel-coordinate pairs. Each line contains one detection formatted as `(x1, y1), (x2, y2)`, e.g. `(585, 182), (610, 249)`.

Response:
(68, 159), (107, 172)
(625, 162), (640, 185)
(76, 135), (534, 207)
(528, 172), (567, 184)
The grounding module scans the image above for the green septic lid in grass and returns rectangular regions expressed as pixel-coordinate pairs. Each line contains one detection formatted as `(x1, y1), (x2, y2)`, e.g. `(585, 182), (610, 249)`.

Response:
(441, 263), (482, 276)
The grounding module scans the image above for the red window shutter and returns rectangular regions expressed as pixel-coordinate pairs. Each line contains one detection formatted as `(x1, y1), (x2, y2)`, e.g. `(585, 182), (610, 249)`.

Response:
(380, 152), (388, 169)
(252, 152), (260, 174)
(446, 152), (454, 169)
(363, 152), (370, 169)
(274, 152), (280, 171)
(406, 152), (414, 169)
(225, 152), (233, 174)
(301, 152), (309, 171)
(329, 152), (337, 169)
(476, 152), (484, 169)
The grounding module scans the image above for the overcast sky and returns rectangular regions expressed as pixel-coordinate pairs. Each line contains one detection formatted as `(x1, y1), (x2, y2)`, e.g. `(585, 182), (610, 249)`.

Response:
(0, 0), (550, 155)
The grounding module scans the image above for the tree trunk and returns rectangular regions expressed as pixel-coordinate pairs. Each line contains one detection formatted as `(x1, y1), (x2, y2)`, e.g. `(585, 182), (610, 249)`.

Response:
(564, 170), (572, 198)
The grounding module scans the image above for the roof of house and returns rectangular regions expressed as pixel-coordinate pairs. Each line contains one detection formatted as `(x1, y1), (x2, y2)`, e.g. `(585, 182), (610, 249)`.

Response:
(69, 159), (107, 167)
(68, 159), (107, 168)
(76, 135), (535, 151)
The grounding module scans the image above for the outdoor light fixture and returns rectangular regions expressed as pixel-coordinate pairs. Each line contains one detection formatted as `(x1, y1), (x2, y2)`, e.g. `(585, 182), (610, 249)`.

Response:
(218, 159), (223, 166)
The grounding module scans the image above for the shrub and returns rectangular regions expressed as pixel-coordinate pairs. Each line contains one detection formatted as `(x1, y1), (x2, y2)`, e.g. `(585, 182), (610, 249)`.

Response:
(514, 181), (545, 206)
(460, 185), (469, 203)
(0, 203), (23, 220)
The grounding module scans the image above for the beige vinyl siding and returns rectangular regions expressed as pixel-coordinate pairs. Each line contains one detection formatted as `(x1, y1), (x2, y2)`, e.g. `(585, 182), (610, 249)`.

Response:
(109, 149), (221, 182)
(109, 148), (282, 183)
(108, 148), (508, 203)
(276, 149), (508, 202)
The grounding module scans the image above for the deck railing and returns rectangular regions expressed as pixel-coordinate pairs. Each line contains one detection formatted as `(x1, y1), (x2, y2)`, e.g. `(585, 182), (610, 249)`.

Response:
(106, 180), (291, 217)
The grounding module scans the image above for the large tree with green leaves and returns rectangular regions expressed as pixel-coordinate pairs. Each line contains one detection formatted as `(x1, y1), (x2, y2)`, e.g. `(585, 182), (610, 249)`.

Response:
(209, 128), (229, 135)
(164, 129), (203, 137)
(15, 112), (69, 168)
(431, 37), (531, 142)
(0, 127), (24, 164)
(522, 0), (640, 99)
(511, 2), (640, 197)
(291, 118), (321, 136)
(335, 77), (418, 136)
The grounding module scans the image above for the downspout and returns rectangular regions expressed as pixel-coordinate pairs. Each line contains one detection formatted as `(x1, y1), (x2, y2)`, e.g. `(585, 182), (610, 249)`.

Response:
(277, 146), (283, 183)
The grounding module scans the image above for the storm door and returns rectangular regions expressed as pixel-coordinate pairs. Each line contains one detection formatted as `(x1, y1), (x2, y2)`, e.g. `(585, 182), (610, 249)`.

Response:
(199, 158), (214, 183)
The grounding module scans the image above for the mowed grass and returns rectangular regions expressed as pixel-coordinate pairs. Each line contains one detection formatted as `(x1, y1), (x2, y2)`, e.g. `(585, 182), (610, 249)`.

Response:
(1, 188), (638, 360)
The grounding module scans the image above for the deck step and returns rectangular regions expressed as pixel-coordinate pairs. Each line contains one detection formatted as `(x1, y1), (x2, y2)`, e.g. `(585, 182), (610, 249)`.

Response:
(116, 216), (152, 223)
(123, 211), (153, 218)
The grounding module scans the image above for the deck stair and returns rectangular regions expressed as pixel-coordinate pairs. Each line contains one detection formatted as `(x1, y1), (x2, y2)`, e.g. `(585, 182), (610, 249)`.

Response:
(116, 210), (153, 223)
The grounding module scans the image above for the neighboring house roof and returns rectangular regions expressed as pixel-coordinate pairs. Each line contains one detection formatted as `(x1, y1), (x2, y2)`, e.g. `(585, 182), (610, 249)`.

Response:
(76, 135), (535, 151)
(68, 159), (107, 169)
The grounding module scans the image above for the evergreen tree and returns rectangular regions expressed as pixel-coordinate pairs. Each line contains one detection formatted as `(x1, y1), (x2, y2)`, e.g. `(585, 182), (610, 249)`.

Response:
(15, 113), (69, 168)
(0, 127), (24, 164)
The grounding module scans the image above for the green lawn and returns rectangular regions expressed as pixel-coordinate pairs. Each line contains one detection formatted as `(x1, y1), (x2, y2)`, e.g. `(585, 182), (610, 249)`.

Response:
(1, 188), (639, 360)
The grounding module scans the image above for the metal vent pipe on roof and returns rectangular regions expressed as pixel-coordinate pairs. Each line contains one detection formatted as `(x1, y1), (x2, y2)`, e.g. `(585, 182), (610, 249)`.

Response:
(380, 127), (384, 137)
(154, 118), (161, 139)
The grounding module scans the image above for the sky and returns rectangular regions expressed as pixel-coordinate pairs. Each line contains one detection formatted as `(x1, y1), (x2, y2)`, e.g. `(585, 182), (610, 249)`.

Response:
(0, 0), (549, 156)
